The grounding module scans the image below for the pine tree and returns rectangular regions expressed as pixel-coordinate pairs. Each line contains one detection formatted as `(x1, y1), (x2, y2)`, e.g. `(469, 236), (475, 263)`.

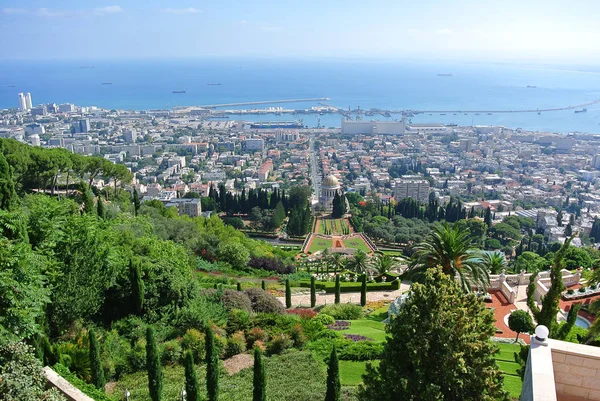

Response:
(285, 278), (292, 308)
(131, 259), (144, 314)
(146, 327), (162, 401)
(334, 275), (341, 304)
(237, 282), (242, 292)
(261, 280), (266, 291)
(310, 276), (317, 308)
(205, 326), (219, 401)
(252, 347), (267, 401)
(89, 328), (105, 390)
(97, 195), (105, 219)
(80, 182), (95, 215)
(358, 267), (506, 401)
(565, 223), (573, 237)
(360, 274), (367, 307)
(484, 207), (492, 228)
(0, 152), (16, 211)
(325, 345), (341, 401)
(557, 210), (563, 227)
(184, 351), (200, 401)
(132, 189), (140, 216)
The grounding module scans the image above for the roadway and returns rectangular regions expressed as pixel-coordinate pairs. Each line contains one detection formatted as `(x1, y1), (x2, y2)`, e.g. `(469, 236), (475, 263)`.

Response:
(308, 135), (321, 205)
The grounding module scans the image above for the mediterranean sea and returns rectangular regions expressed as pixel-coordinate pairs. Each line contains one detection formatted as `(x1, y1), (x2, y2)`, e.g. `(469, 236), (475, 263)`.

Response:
(2, 58), (600, 133)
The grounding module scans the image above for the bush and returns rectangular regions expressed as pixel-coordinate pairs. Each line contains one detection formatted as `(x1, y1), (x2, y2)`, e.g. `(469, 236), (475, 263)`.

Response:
(579, 287), (587, 293)
(289, 324), (307, 348)
(245, 288), (285, 314)
(181, 329), (205, 363)
(128, 338), (146, 371)
(591, 284), (598, 290)
(226, 309), (252, 335)
(308, 338), (383, 361)
(250, 313), (301, 337)
(221, 289), (252, 312)
(161, 339), (182, 365)
(266, 334), (293, 355)
(253, 340), (266, 353)
(287, 308), (317, 319)
(53, 363), (114, 401)
(567, 289), (575, 295)
(313, 314), (336, 327)
(247, 327), (268, 348)
(173, 296), (228, 331)
(249, 256), (294, 274)
(226, 331), (247, 358)
(101, 329), (132, 380)
(320, 304), (363, 320)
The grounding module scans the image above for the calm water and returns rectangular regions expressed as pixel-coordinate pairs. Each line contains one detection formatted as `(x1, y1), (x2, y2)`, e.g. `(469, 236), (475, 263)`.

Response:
(2, 58), (600, 133)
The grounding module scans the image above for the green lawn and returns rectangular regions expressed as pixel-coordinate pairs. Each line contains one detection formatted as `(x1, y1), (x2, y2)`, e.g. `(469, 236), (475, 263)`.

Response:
(365, 305), (390, 322)
(493, 342), (523, 399)
(343, 237), (371, 253)
(339, 360), (380, 386)
(345, 320), (388, 342)
(308, 238), (332, 253)
(111, 350), (357, 401)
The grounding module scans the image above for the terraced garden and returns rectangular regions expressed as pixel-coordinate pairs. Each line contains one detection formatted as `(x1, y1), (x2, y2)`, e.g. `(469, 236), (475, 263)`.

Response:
(319, 218), (351, 235)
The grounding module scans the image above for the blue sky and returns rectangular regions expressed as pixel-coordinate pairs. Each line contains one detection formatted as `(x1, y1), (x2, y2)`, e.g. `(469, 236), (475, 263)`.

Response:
(2, 0), (600, 62)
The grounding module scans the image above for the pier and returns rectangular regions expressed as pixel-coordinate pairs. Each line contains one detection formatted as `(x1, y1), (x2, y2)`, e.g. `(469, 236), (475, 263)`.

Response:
(200, 98), (330, 109)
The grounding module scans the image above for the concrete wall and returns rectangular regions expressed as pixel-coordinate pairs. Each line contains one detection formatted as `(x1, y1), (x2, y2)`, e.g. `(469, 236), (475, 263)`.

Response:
(551, 340), (600, 400)
(43, 367), (95, 401)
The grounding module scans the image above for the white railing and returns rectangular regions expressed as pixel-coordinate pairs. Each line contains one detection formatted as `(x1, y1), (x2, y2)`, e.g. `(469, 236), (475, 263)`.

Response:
(501, 280), (517, 303)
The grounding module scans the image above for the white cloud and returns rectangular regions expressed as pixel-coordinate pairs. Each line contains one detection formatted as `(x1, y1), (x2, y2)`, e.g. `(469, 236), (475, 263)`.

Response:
(260, 25), (282, 32)
(94, 6), (123, 16)
(407, 28), (419, 33)
(35, 8), (71, 17)
(436, 28), (453, 35)
(2, 8), (28, 15)
(240, 20), (248, 25)
(161, 8), (201, 14)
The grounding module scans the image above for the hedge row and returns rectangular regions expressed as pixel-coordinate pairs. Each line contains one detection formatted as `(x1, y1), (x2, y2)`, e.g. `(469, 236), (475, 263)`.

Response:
(298, 280), (400, 293)
(52, 363), (115, 401)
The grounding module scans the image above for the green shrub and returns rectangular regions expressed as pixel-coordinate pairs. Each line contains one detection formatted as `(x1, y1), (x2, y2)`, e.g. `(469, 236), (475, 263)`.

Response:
(101, 329), (132, 380)
(225, 331), (247, 357)
(161, 339), (182, 365)
(308, 338), (383, 361)
(53, 363), (114, 401)
(250, 313), (301, 337)
(245, 288), (285, 314)
(567, 289), (575, 295)
(221, 289), (252, 312)
(320, 304), (363, 320)
(313, 314), (336, 327)
(226, 309), (252, 335)
(181, 329), (205, 363)
(129, 338), (146, 371)
(267, 334), (293, 355)
(579, 287), (587, 293)
(289, 324), (307, 348)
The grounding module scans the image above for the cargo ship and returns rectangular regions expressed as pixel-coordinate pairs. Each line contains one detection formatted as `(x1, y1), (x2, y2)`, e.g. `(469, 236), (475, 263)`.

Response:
(575, 108), (587, 113)
(437, 73), (452, 77)
(249, 121), (303, 129)
(207, 83), (222, 86)
(526, 85), (537, 88)
(102, 82), (113, 85)
(172, 90), (186, 94)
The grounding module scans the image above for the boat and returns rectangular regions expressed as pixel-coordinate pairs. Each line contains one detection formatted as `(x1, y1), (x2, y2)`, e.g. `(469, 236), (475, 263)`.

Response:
(437, 73), (452, 77)
(207, 83), (222, 86)
(527, 85), (537, 88)
(172, 90), (186, 94)
(101, 82), (113, 85)
(537, 112), (541, 115)
(575, 108), (587, 113)
(487, 113), (492, 115)
(8, 85), (15, 88)
(440, 113), (446, 115)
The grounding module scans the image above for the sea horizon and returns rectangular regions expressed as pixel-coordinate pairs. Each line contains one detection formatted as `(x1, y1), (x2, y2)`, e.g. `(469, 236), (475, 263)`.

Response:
(2, 57), (600, 134)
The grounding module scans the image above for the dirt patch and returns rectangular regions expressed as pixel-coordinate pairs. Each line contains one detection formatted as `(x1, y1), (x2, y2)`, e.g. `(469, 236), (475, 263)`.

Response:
(222, 353), (254, 375)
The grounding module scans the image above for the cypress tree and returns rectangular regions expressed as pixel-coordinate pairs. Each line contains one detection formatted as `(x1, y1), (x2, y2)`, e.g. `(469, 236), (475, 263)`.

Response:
(310, 276), (316, 308)
(184, 351), (200, 401)
(237, 282), (242, 292)
(0, 152), (16, 211)
(261, 280), (266, 290)
(146, 327), (162, 401)
(133, 189), (140, 216)
(97, 195), (105, 219)
(205, 326), (219, 401)
(252, 347), (267, 401)
(334, 275), (341, 304)
(89, 328), (106, 390)
(285, 278), (292, 308)
(360, 274), (367, 307)
(325, 345), (341, 401)
(81, 182), (95, 215)
(131, 259), (144, 314)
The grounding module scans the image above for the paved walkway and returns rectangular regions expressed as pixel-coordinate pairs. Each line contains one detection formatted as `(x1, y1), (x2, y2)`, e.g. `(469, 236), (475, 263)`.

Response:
(277, 281), (411, 308)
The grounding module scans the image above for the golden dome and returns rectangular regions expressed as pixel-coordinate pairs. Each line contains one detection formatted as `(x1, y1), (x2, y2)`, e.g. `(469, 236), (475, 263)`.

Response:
(322, 174), (339, 187)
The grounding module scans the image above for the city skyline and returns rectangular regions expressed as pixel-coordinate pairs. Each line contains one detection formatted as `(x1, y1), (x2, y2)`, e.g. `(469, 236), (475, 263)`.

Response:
(2, 0), (600, 62)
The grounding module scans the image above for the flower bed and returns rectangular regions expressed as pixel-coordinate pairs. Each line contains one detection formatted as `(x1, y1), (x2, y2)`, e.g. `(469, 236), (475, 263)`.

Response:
(327, 320), (351, 331)
(562, 286), (600, 300)
(344, 334), (373, 342)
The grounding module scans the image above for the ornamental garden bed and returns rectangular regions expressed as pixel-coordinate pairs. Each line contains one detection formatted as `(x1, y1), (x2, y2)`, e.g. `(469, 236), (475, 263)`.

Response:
(562, 285), (600, 300)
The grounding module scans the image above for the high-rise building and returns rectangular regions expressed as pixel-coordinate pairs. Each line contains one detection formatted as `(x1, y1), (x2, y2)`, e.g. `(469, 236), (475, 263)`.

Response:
(30, 134), (41, 147)
(394, 179), (430, 203)
(58, 103), (75, 113)
(25, 93), (32, 109)
(30, 105), (47, 116)
(46, 103), (58, 114)
(592, 154), (600, 170)
(244, 138), (264, 151)
(123, 128), (137, 143)
(18, 93), (27, 110)
(72, 119), (91, 133)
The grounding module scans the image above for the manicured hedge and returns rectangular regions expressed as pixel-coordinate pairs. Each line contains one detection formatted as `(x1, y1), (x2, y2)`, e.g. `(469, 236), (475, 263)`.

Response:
(298, 280), (400, 293)
(52, 363), (115, 401)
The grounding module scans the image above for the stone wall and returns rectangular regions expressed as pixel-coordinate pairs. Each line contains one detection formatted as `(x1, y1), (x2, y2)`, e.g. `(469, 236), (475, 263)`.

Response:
(551, 340), (600, 400)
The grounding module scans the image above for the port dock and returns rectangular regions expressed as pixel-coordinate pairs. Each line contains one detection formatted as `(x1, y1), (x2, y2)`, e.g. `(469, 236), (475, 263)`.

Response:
(200, 98), (330, 109)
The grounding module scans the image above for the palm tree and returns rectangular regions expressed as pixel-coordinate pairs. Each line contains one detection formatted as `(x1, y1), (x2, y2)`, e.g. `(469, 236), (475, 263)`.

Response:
(483, 251), (507, 275)
(408, 222), (489, 292)
(371, 254), (403, 275)
(329, 252), (346, 273)
(347, 250), (370, 274)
